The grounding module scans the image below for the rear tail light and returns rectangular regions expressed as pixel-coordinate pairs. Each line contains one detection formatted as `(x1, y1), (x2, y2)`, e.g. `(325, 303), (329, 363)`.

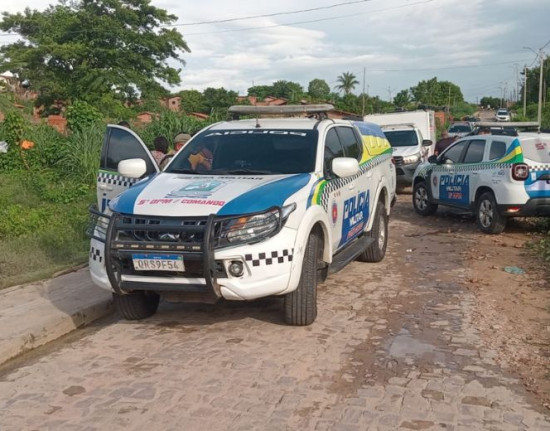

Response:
(391, 157), (396, 165)
(512, 163), (529, 181)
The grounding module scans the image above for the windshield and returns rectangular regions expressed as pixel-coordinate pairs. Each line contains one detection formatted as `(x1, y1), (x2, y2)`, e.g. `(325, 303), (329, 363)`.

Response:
(497, 110), (508, 115)
(449, 124), (471, 133)
(165, 129), (318, 175)
(383, 130), (418, 147)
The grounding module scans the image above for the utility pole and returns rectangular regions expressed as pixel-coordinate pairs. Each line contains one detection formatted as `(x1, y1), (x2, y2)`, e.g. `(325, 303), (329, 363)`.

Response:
(361, 67), (366, 117)
(523, 64), (527, 117)
(537, 49), (544, 130)
(387, 86), (392, 103)
(524, 40), (550, 131)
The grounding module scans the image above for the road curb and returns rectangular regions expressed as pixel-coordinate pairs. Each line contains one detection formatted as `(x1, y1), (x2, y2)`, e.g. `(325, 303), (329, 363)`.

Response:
(0, 268), (113, 367)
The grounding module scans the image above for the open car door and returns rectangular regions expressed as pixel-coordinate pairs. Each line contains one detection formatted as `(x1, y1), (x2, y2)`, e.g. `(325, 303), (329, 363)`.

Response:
(96, 125), (159, 213)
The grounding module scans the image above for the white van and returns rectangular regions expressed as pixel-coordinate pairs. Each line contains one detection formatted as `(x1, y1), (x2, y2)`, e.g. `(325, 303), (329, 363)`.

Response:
(364, 111), (436, 186)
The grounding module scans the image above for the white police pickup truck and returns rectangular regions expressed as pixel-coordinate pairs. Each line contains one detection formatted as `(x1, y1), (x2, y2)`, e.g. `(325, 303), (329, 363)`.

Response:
(412, 130), (550, 233)
(89, 105), (396, 325)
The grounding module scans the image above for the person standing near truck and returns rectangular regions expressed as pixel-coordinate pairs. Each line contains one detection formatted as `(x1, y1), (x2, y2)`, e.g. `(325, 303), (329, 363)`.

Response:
(434, 130), (456, 156)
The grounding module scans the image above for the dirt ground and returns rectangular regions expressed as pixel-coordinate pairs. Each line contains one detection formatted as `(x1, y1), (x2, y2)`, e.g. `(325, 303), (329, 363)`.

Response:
(466, 218), (550, 409)
(399, 184), (550, 409)
(444, 108), (550, 408)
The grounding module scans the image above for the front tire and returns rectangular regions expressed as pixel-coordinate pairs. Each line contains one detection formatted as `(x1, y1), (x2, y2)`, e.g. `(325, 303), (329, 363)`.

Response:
(113, 291), (160, 320)
(358, 201), (388, 263)
(284, 232), (321, 326)
(413, 181), (438, 216)
(476, 192), (506, 234)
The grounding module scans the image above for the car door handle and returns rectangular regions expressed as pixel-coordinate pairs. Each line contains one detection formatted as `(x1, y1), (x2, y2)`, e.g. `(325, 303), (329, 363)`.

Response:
(98, 184), (113, 191)
(348, 182), (356, 190)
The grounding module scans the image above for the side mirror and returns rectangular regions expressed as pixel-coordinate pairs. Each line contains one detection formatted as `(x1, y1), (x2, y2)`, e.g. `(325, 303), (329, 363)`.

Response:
(422, 139), (432, 147)
(118, 158), (147, 178)
(427, 155), (437, 164)
(331, 157), (360, 178)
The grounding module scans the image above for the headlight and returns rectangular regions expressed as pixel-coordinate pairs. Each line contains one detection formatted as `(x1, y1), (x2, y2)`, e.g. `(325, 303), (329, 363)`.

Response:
(221, 204), (296, 246)
(402, 153), (420, 165)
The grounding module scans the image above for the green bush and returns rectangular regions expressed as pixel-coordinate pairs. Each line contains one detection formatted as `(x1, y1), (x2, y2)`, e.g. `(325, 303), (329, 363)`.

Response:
(139, 111), (212, 150)
(60, 124), (104, 184)
(66, 100), (103, 133)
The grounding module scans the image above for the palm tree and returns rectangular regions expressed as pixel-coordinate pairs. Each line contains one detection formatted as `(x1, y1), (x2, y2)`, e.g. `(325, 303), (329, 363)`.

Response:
(335, 72), (360, 95)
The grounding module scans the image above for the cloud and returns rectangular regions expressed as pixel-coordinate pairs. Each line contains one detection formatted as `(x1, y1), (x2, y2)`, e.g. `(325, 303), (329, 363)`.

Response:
(3, 0), (548, 102)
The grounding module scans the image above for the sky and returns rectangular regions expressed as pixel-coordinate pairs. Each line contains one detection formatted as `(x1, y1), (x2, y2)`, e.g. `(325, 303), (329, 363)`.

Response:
(1, 0), (549, 103)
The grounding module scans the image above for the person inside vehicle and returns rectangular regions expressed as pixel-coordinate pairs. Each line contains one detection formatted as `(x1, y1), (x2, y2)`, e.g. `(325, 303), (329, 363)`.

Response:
(151, 136), (169, 166)
(477, 126), (491, 135)
(434, 130), (457, 156)
(188, 145), (213, 172)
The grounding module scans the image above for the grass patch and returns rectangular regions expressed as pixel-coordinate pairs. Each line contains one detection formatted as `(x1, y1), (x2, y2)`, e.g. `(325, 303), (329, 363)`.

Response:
(0, 172), (93, 289)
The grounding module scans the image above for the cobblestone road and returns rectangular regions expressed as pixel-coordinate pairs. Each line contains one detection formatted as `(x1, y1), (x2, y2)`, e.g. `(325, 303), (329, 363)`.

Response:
(1, 199), (549, 430)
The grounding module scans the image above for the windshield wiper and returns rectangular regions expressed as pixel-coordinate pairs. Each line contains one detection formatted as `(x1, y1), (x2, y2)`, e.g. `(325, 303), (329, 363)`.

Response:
(168, 168), (202, 174)
(222, 169), (274, 175)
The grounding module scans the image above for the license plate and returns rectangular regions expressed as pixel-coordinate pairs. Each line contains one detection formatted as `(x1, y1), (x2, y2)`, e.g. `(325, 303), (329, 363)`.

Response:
(132, 254), (184, 271)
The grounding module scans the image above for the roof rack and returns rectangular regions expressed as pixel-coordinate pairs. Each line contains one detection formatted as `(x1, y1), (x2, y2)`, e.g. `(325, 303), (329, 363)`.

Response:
(473, 121), (539, 129)
(228, 104), (334, 120)
(378, 123), (416, 129)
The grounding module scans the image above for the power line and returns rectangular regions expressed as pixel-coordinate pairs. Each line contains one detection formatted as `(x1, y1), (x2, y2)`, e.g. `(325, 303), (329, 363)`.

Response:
(0, 0), (386, 37)
(182, 1), (434, 36)
(174, 0), (381, 27)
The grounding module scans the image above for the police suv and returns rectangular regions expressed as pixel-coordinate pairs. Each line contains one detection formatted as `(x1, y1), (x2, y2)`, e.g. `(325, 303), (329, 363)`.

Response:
(412, 127), (550, 233)
(89, 105), (396, 326)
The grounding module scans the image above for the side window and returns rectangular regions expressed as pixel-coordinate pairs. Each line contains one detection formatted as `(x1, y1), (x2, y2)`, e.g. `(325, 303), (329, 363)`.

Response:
(336, 126), (362, 160)
(442, 140), (468, 163)
(489, 141), (507, 160)
(324, 128), (345, 177)
(101, 127), (156, 173)
(463, 140), (485, 164)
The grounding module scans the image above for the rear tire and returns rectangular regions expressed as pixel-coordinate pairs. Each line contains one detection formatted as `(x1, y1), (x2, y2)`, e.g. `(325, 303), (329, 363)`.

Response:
(476, 191), (506, 234)
(358, 201), (388, 263)
(413, 181), (438, 216)
(284, 232), (321, 326)
(113, 291), (160, 320)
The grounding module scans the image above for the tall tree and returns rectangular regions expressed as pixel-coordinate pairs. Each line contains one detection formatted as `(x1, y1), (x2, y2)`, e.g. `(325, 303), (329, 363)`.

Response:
(202, 87), (238, 114)
(247, 85), (273, 100)
(272, 80), (303, 102)
(335, 72), (359, 95)
(409, 77), (463, 107)
(0, 0), (190, 109)
(179, 89), (205, 114)
(393, 89), (412, 107)
(307, 78), (330, 101)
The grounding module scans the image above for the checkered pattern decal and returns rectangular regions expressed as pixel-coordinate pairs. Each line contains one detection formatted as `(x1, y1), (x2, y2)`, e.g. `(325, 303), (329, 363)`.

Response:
(310, 153), (392, 210)
(90, 246), (103, 263)
(431, 162), (513, 174)
(245, 249), (293, 267)
(97, 171), (139, 188)
(529, 164), (550, 172)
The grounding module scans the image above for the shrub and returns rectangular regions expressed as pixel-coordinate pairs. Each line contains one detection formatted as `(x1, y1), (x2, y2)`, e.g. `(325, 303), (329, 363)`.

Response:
(139, 111), (212, 150)
(66, 100), (103, 133)
(60, 123), (104, 185)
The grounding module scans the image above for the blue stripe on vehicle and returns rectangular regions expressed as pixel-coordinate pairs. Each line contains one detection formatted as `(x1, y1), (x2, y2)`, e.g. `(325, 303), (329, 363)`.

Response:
(353, 121), (387, 139)
(218, 174), (311, 215)
(109, 175), (158, 214)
